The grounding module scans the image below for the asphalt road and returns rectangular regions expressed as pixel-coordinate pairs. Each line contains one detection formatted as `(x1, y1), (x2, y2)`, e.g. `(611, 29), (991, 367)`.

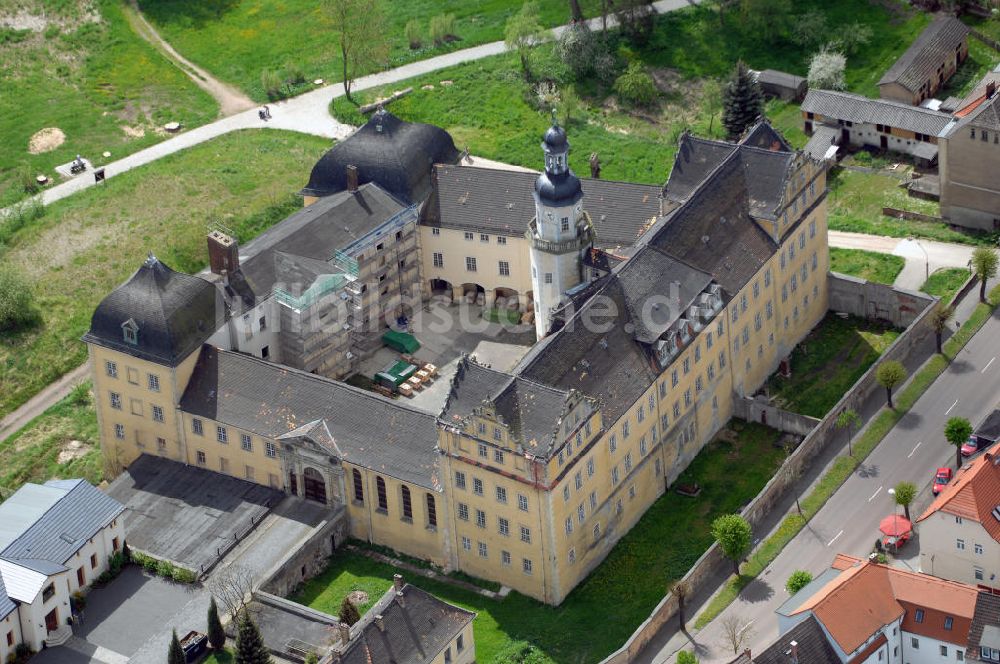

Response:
(653, 307), (1000, 663)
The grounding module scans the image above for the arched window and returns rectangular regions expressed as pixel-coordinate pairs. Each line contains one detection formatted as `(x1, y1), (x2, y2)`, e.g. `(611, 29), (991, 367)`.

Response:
(352, 469), (364, 503)
(426, 493), (437, 528)
(401, 485), (413, 520)
(376, 476), (388, 511)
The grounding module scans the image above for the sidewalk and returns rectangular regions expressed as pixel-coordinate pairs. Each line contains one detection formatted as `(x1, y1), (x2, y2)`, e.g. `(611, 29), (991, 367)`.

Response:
(828, 231), (975, 291)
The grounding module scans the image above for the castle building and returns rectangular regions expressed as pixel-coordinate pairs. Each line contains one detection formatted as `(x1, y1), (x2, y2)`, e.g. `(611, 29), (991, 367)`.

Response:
(84, 114), (829, 605)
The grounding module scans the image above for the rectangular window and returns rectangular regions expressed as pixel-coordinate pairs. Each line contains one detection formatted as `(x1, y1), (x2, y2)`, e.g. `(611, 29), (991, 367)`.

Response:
(622, 422), (630, 439)
(612, 466), (620, 484)
(609, 434), (617, 453)
(478, 541), (488, 558)
(587, 458), (595, 477)
(241, 433), (252, 451)
(217, 426), (228, 443)
(942, 646), (949, 657)
(673, 401), (681, 419)
(502, 550), (511, 566)
(458, 503), (469, 520)
(105, 361), (118, 378)
(518, 493), (528, 511)
(544, 272), (553, 284)
(915, 609), (925, 623)
(114, 423), (125, 440)
(152, 405), (164, 423)
(565, 517), (574, 534)
(624, 452), (633, 472)
(499, 517), (509, 536)
(196, 450), (206, 465)
(157, 437), (167, 452)
(589, 490), (597, 510)
(473, 478), (483, 496)
(494, 448), (505, 464)
(497, 236), (507, 245)
(461, 536), (471, 550)
(265, 441), (276, 458)
(520, 526), (531, 544)
(945, 617), (954, 630)
(561, 217), (570, 231)
(975, 543), (983, 554)
(912, 637), (919, 649)
(259, 316), (267, 331)
(568, 548), (576, 564)
(148, 374), (160, 392)
(499, 261), (510, 276)
(480, 233), (489, 243)
(432, 227), (440, 236)
(444, 647), (452, 664)
(464, 232), (474, 241)
(706, 332), (713, 349)
(110, 392), (122, 410)
(465, 257), (477, 272)
(522, 558), (533, 574)
(496, 486), (508, 504)
(574, 472), (583, 490)
(433, 252), (443, 268)
(130, 398), (143, 416)
(957, 539), (965, 550)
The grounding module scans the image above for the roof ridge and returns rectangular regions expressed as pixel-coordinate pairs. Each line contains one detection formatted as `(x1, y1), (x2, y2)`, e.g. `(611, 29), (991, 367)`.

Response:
(810, 88), (952, 117)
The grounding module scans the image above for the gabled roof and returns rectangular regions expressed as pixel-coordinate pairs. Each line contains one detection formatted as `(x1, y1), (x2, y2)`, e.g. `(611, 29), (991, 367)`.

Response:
(968, 592), (1000, 659)
(878, 16), (970, 94)
(0, 559), (50, 604)
(918, 451), (1000, 542)
(82, 255), (222, 366)
(793, 558), (979, 654)
(954, 90), (1000, 133)
(741, 120), (794, 152)
(0, 574), (15, 620)
(339, 583), (474, 664)
(301, 109), (461, 204)
(0, 479), (124, 565)
(662, 133), (736, 204)
(803, 89), (953, 137)
(276, 419), (342, 457)
(179, 346), (442, 489)
(428, 165), (662, 250)
(750, 615), (841, 664)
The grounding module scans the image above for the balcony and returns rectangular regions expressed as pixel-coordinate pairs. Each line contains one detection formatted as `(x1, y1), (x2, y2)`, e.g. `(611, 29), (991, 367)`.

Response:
(526, 217), (594, 255)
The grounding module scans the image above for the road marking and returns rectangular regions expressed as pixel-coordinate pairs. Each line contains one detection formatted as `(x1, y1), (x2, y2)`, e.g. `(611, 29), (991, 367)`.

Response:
(908, 441), (922, 458)
(983, 357), (996, 373)
(868, 486), (883, 502)
(827, 529), (844, 547)
(946, 399), (959, 415)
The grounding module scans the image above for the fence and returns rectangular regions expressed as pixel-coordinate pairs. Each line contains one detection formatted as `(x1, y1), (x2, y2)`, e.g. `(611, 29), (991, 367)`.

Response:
(599, 277), (936, 664)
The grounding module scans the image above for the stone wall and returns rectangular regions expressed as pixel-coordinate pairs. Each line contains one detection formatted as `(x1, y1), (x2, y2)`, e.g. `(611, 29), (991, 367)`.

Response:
(599, 277), (936, 664)
(259, 504), (349, 598)
(733, 397), (820, 437)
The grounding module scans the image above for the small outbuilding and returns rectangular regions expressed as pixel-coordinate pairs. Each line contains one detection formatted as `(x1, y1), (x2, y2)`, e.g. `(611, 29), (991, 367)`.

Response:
(757, 69), (808, 102)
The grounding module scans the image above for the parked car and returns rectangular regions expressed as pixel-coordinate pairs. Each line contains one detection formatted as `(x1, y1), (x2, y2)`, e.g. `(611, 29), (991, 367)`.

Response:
(932, 467), (953, 495)
(961, 435), (987, 457)
(881, 531), (911, 551)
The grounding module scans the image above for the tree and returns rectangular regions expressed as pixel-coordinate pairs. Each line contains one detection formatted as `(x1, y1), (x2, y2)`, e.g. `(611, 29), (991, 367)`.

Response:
(835, 408), (861, 457)
(208, 596), (226, 651)
(808, 47), (847, 91)
(505, 2), (547, 81)
(0, 268), (38, 332)
(615, 0), (656, 44)
(876, 360), (907, 409)
(677, 652), (699, 664)
(740, 0), (791, 40)
(705, 0), (739, 25)
(235, 614), (271, 664)
(614, 62), (658, 106)
(930, 303), (954, 355)
(785, 570), (813, 594)
(791, 11), (827, 48)
(168, 630), (186, 664)
(722, 61), (764, 141)
(720, 613), (755, 655)
(711, 514), (752, 576)
(325, 0), (389, 105)
(208, 565), (255, 625)
(945, 416), (973, 469)
(567, 0), (584, 21)
(669, 580), (691, 631)
(971, 246), (998, 302)
(556, 23), (598, 80)
(893, 481), (917, 521)
(339, 596), (361, 626)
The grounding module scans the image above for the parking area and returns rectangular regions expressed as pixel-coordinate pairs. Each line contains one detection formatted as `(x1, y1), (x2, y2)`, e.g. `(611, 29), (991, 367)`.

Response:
(106, 455), (284, 575)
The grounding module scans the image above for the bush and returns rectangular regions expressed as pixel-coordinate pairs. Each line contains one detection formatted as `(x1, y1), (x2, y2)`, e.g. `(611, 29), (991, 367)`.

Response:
(491, 639), (554, 664)
(613, 62), (657, 106)
(785, 570), (813, 594)
(677, 652), (699, 664)
(808, 47), (846, 90)
(282, 61), (305, 86)
(854, 150), (873, 165)
(260, 68), (283, 100)
(556, 23), (599, 80)
(405, 19), (422, 49)
(429, 14), (455, 45)
(0, 269), (39, 332)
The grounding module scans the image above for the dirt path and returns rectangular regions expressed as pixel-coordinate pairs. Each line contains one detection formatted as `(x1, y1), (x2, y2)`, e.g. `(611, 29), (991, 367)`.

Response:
(0, 364), (89, 445)
(124, 1), (255, 117)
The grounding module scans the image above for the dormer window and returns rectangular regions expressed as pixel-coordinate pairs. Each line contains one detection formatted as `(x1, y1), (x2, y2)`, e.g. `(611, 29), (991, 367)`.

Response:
(121, 318), (139, 345)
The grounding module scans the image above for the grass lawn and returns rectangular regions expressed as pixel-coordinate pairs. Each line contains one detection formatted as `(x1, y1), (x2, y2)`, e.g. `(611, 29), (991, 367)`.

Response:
(139, 0), (604, 102)
(202, 650), (232, 664)
(827, 168), (995, 246)
(0, 0), (217, 207)
(938, 38), (1000, 100)
(293, 421), (786, 663)
(0, 383), (99, 498)
(766, 313), (901, 418)
(921, 267), (971, 303)
(0, 129), (329, 421)
(829, 247), (905, 285)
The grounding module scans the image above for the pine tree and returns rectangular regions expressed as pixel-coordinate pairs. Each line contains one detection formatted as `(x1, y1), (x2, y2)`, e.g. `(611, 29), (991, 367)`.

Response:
(168, 630), (186, 664)
(339, 596), (361, 626)
(722, 61), (764, 141)
(207, 596), (226, 651)
(235, 614), (271, 664)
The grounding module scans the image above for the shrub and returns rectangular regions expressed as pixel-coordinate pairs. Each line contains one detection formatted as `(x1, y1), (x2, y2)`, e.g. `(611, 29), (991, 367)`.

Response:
(0, 269), (39, 332)
(555, 23), (598, 80)
(677, 652), (699, 664)
(339, 596), (361, 626)
(534, 81), (560, 111)
(282, 61), (305, 86)
(785, 570), (813, 594)
(613, 62), (657, 106)
(491, 639), (554, 664)
(260, 68), (283, 100)
(15, 164), (39, 195)
(404, 19), (422, 49)
(854, 150), (873, 165)
(429, 14), (455, 45)
(808, 47), (847, 91)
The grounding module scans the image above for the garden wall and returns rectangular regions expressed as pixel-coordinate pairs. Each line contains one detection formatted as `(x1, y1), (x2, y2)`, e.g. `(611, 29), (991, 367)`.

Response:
(259, 505), (348, 598)
(733, 397), (820, 436)
(600, 277), (936, 664)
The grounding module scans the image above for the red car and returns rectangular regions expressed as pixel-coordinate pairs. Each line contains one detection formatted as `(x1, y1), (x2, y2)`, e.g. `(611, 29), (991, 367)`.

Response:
(933, 467), (953, 495)
(961, 435), (985, 457)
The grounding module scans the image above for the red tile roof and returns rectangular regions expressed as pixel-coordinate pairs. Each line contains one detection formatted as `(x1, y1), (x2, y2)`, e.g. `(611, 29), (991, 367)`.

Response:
(917, 452), (1000, 543)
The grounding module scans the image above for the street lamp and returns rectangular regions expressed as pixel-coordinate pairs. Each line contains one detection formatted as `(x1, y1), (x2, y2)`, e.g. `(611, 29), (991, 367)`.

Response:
(908, 236), (929, 282)
(887, 487), (898, 514)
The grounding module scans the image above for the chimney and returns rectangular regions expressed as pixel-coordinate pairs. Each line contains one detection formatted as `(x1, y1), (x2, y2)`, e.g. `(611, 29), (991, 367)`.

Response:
(790, 640), (799, 663)
(396, 590), (405, 608)
(338, 621), (351, 644)
(346, 164), (359, 193)
(393, 573), (404, 591)
(988, 81), (997, 99)
(743, 649), (752, 660)
(374, 615), (385, 632)
(207, 229), (239, 276)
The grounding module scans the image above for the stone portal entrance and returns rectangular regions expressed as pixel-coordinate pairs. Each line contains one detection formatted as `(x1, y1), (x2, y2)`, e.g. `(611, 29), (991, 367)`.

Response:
(303, 467), (327, 505)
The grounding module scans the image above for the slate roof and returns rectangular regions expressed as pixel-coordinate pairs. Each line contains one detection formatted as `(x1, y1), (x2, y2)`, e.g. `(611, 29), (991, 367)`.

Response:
(662, 133), (736, 203)
(741, 121), (794, 152)
(750, 615), (840, 664)
(968, 593), (1000, 662)
(802, 89), (953, 136)
(234, 184), (408, 298)
(917, 451), (1000, 543)
(83, 255), (222, 366)
(340, 583), (475, 664)
(0, 574), (14, 620)
(428, 165), (662, 250)
(178, 346), (442, 489)
(878, 16), (970, 94)
(0, 479), (124, 564)
(301, 109), (461, 204)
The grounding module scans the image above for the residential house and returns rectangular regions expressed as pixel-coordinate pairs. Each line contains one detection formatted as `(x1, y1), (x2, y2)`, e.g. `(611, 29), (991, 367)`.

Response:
(878, 16), (970, 105)
(966, 592), (1000, 663)
(0, 480), (125, 657)
(939, 81), (1000, 230)
(917, 451), (1000, 592)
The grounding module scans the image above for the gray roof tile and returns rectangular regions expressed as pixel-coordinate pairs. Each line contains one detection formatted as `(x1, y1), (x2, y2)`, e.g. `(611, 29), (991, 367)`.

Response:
(750, 615), (840, 663)
(0, 574), (14, 620)
(967, 592), (1000, 660)
(802, 89), (953, 136)
(878, 16), (970, 94)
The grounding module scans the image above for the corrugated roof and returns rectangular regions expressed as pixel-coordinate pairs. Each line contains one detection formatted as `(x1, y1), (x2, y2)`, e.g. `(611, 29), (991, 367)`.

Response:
(917, 450), (1000, 542)
(804, 125), (841, 161)
(803, 89), (953, 136)
(878, 16), (970, 94)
